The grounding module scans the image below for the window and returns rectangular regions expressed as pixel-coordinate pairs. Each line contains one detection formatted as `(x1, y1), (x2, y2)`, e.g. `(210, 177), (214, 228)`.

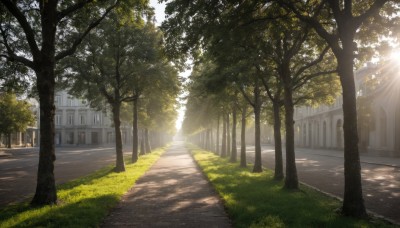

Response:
(67, 96), (74, 106)
(54, 96), (61, 106)
(67, 132), (74, 144)
(68, 114), (74, 125)
(380, 108), (387, 147)
(55, 114), (62, 125)
(78, 132), (85, 144)
(80, 114), (86, 125)
(93, 113), (101, 125)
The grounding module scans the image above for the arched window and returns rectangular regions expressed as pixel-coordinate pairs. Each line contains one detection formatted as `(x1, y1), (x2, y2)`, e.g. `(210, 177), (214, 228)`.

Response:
(380, 108), (387, 147)
(308, 123), (312, 147)
(323, 121), (327, 148)
(336, 119), (343, 148)
(303, 123), (307, 146)
(316, 122), (320, 147)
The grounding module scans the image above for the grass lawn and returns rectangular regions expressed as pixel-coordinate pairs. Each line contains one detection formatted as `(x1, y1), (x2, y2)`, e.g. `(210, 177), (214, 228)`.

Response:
(0, 147), (166, 228)
(190, 145), (396, 228)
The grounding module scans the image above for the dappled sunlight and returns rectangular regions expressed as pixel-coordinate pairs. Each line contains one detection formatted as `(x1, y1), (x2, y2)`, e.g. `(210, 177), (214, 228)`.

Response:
(100, 144), (230, 227)
(191, 147), (388, 227)
(296, 158), (321, 167)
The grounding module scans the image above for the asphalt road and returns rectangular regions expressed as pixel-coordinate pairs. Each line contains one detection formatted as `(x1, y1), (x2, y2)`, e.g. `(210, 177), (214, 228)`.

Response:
(0, 146), (130, 207)
(245, 145), (400, 224)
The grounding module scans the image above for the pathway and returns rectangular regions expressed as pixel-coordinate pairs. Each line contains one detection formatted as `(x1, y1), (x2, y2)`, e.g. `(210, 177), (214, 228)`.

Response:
(101, 141), (231, 228)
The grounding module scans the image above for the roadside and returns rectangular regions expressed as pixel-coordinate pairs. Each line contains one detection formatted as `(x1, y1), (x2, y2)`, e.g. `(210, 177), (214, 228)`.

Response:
(0, 147), (166, 227)
(0, 146), (128, 207)
(247, 144), (400, 224)
(191, 145), (396, 228)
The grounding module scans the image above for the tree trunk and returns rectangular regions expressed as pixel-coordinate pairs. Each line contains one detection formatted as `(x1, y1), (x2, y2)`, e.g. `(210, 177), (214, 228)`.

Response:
(253, 82), (263, 173)
(230, 107), (237, 162)
(140, 132), (145, 155)
(112, 103), (126, 172)
(7, 133), (11, 148)
(273, 102), (284, 180)
(31, 65), (57, 205)
(206, 128), (211, 151)
(144, 128), (151, 153)
(210, 128), (214, 152)
(132, 98), (139, 163)
(29, 2), (60, 205)
(216, 114), (220, 154)
(226, 113), (231, 156)
(337, 51), (367, 217)
(221, 114), (227, 157)
(240, 106), (247, 168)
(283, 72), (298, 189)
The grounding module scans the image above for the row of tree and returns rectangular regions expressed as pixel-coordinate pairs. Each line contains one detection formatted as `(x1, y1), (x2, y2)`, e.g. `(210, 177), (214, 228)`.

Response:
(163, 0), (399, 218)
(61, 12), (180, 172)
(0, 0), (180, 206)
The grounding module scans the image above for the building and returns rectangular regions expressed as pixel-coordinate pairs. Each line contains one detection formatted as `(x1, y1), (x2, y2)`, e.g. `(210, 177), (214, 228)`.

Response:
(294, 61), (400, 157)
(53, 90), (131, 146)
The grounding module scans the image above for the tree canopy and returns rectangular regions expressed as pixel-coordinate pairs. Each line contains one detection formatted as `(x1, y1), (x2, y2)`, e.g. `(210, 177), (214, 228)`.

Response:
(0, 92), (35, 148)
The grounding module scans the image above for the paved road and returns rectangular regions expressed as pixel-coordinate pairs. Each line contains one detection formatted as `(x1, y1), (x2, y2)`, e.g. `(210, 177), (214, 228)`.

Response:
(102, 141), (231, 227)
(244, 145), (400, 224)
(0, 146), (129, 207)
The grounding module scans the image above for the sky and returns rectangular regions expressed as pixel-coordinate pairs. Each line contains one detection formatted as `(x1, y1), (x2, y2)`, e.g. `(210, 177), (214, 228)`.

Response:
(149, 0), (189, 131)
(150, 0), (167, 26)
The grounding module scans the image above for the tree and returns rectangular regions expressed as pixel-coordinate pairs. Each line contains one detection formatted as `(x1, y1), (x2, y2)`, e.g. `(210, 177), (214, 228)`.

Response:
(230, 97), (238, 163)
(136, 59), (181, 153)
(0, 0), (133, 205)
(256, 12), (337, 189)
(279, 0), (400, 217)
(0, 61), (30, 94)
(239, 101), (249, 168)
(0, 92), (35, 148)
(66, 13), (135, 172)
(127, 22), (179, 162)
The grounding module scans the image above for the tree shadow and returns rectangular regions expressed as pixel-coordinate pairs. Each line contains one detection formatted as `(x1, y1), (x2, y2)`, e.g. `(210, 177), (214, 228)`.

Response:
(1, 195), (119, 227)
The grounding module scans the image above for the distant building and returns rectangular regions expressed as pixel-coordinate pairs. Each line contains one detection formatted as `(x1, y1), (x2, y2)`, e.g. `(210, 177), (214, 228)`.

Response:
(294, 61), (400, 157)
(1, 90), (131, 148)
(53, 90), (131, 146)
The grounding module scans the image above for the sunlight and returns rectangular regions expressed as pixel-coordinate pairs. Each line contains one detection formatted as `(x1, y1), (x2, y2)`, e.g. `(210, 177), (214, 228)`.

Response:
(390, 50), (400, 64)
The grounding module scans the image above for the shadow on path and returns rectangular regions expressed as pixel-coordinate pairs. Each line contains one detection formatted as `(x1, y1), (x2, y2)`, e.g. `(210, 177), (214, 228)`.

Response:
(101, 141), (231, 228)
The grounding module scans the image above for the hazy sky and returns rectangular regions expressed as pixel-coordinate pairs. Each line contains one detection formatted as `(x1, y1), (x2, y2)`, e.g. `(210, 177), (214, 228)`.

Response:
(150, 0), (166, 25)
(150, 0), (188, 131)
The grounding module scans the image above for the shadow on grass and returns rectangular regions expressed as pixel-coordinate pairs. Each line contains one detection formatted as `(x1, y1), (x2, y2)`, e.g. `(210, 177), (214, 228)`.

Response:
(1, 195), (119, 228)
(191, 148), (394, 228)
(0, 150), (166, 228)
(58, 166), (115, 191)
(0, 167), (115, 224)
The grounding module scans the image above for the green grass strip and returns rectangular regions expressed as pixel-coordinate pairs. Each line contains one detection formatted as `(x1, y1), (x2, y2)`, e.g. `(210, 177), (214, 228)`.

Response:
(0, 147), (167, 228)
(190, 145), (396, 228)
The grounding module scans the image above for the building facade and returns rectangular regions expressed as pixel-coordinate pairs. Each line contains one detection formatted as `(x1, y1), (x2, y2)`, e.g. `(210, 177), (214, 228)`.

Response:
(53, 91), (131, 146)
(294, 61), (400, 157)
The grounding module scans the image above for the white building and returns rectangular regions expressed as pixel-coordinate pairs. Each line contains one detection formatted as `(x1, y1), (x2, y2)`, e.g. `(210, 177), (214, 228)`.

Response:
(294, 61), (400, 157)
(53, 91), (131, 146)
